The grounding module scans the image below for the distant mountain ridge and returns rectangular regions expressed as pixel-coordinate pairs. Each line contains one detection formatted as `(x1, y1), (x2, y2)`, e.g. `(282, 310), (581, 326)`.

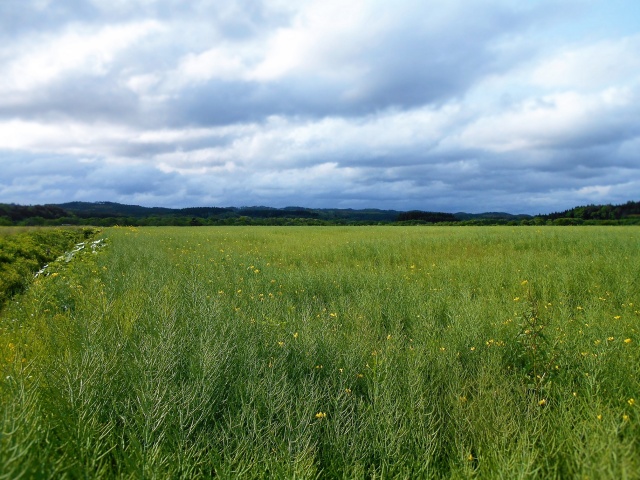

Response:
(54, 202), (537, 222)
(1, 200), (638, 226)
(53, 202), (530, 220)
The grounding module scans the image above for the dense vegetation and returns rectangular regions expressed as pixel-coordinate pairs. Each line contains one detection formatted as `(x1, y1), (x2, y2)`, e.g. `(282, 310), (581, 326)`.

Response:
(395, 211), (458, 223)
(1, 226), (638, 478)
(0, 204), (69, 224)
(2, 200), (639, 226)
(546, 200), (640, 222)
(0, 227), (98, 311)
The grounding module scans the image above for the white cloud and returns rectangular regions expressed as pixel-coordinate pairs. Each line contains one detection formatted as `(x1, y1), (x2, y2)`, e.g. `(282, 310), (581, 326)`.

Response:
(0, 119), (139, 157)
(576, 185), (611, 197)
(531, 34), (640, 90)
(0, 20), (163, 94)
(125, 73), (161, 94)
(143, 104), (464, 176)
(457, 87), (638, 153)
(252, 1), (376, 80)
(177, 47), (250, 83)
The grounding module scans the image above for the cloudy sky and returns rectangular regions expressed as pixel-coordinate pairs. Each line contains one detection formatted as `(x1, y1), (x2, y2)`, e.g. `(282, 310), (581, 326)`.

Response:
(1, 0), (638, 214)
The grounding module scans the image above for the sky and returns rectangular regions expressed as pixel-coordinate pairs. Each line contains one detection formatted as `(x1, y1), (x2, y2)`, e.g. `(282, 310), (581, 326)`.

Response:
(0, 0), (639, 214)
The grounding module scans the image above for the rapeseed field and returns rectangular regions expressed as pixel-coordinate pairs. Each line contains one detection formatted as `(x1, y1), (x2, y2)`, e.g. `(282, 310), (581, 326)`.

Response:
(1, 226), (638, 478)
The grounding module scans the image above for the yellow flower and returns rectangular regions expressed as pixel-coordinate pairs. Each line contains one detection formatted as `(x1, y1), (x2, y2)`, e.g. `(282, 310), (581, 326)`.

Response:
(623, 414), (629, 422)
(293, 332), (298, 339)
(521, 280), (528, 286)
(513, 297), (520, 302)
(345, 388), (352, 394)
(624, 338), (632, 344)
(597, 414), (602, 420)
(628, 398), (635, 406)
(467, 454), (474, 461)
(315, 412), (327, 419)
(538, 399), (547, 406)
(614, 316), (621, 320)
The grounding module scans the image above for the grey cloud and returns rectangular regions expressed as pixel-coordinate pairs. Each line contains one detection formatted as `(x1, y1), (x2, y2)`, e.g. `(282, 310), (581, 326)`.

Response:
(2, 1), (563, 127)
(86, 163), (180, 196)
(0, 76), (140, 124)
(0, 1), (98, 39)
(170, 7), (541, 126)
(0, 153), (95, 179)
(1, 1), (638, 214)
(0, 152), (190, 206)
(342, 9), (524, 109)
(146, 2), (565, 130)
(540, 105), (640, 153)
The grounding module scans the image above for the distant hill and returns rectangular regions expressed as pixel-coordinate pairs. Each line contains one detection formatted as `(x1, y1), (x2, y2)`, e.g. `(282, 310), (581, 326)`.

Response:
(52, 202), (404, 222)
(1, 200), (638, 226)
(50, 203), (532, 223)
(56, 201), (177, 218)
(453, 212), (532, 221)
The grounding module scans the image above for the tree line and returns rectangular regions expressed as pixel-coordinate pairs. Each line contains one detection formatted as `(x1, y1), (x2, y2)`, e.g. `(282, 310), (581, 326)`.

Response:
(1, 201), (639, 227)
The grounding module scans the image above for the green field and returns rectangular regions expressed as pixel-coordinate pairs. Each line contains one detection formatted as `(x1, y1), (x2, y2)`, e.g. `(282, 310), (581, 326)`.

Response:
(1, 226), (639, 478)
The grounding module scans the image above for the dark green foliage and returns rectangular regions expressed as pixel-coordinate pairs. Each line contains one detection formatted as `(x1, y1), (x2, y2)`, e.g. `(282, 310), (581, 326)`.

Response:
(1, 200), (639, 227)
(506, 282), (559, 401)
(0, 227), (98, 309)
(544, 200), (640, 221)
(57, 201), (176, 218)
(0, 204), (68, 222)
(396, 210), (459, 223)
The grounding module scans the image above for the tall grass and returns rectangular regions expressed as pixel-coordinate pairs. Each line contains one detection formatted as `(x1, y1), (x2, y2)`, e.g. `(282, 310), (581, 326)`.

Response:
(1, 226), (639, 478)
(0, 227), (98, 310)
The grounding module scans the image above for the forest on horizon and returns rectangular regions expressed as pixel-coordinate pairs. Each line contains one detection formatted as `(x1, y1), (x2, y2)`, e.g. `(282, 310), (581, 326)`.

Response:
(1, 200), (639, 227)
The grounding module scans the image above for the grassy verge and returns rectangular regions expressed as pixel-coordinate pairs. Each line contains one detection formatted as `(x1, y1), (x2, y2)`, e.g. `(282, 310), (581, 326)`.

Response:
(1, 226), (639, 478)
(0, 227), (99, 311)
